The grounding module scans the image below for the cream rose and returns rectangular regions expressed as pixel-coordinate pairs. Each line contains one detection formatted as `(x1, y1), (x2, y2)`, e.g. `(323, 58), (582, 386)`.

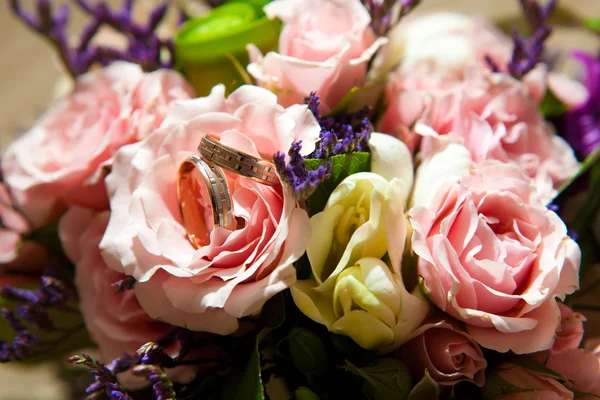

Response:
(291, 134), (428, 350)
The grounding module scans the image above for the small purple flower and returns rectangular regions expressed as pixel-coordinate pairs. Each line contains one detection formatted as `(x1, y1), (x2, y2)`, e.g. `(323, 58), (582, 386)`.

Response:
(561, 51), (600, 156)
(508, 0), (557, 79)
(362, 0), (422, 35)
(111, 276), (136, 293)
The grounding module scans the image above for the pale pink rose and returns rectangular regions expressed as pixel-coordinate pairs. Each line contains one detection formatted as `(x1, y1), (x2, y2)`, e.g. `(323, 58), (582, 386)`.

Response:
(409, 158), (580, 354)
(495, 362), (574, 400)
(377, 12), (511, 151)
(373, 12), (511, 82)
(412, 67), (579, 202)
(100, 84), (317, 334)
(552, 303), (586, 352)
(0, 182), (49, 270)
(59, 207), (197, 389)
(396, 317), (487, 387)
(1, 62), (194, 226)
(247, 0), (387, 112)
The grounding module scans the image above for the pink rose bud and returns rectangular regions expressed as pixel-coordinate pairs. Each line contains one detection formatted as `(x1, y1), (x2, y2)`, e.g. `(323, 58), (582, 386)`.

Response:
(494, 362), (574, 400)
(545, 349), (600, 398)
(396, 318), (487, 387)
(552, 303), (586, 352)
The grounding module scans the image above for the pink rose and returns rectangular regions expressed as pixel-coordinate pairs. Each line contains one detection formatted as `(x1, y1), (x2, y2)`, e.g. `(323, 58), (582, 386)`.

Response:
(494, 362), (574, 400)
(546, 349), (600, 398)
(373, 12), (511, 82)
(493, 349), (600, 400)
(1, 62), (194, 226)
(396, 317), (486, 387)
(247, 0), (387, 112)
(0, 182), (48, 270)
(409, 150), (580, 354)
(59, 207), (197, 389)
(552, 303), (585, 352)
(100, 84), (317, 334)
(384, 65), (580, 201)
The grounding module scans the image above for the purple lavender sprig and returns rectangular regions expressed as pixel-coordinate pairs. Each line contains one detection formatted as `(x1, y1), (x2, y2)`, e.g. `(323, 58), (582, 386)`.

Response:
(77, 327), (205, 399)
(132, 364), (176, 400)
(275, 93), (373, 201)
(274, 143), (332, 201)
(508, 0), (557, 78)
(68, 353), (133, 400)
(362, 0), (422, 35)
(0, 269), (82, 363)
(9, 0), (174, 78)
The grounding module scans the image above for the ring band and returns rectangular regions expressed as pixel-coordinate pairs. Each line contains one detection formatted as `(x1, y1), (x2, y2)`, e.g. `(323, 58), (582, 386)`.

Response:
(198, 136), (279, 185)
(177, 155), (235, 248)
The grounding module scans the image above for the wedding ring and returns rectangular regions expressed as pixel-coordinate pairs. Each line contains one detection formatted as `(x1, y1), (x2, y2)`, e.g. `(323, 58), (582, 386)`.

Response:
(198, 135), (279, 185)
(177, 155), (235, 248)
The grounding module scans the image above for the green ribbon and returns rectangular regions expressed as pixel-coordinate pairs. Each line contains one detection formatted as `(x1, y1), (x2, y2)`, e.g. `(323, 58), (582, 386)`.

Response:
(175, 1), (280, 96)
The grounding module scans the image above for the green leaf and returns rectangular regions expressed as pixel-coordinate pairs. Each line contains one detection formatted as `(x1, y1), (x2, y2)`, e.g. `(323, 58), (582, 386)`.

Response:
(287, 327), (327, 373)
(295, 386), (320, 400)
(221, 341), (264, 400)
(21, 219), (62, 254)
(481, 371), (531, 400)
(407, 370), (440, 400)
(345, 358), (412, 400)
(584, 17), (600, 32)
(540, 87), (567, 118)
(258, 292), (286, 343)
(327, 87), (361, 118)
(557, 144), (600, 196)
(221, 294), (286, 400)
(305, 152), (371, 216)
(21, 219), (76, 285)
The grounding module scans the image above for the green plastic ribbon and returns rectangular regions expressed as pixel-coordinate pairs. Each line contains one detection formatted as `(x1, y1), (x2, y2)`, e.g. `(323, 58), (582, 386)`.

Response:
(175, 1), (280, 96)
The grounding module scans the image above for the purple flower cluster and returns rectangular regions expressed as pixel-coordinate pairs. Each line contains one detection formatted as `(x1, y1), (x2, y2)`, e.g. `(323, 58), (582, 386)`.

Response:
(275, 93), (373, 200)
(0, 270), (80, 363)
(562, 51), (600, 156)
(508, 0), (557, 78)
(10, 0), (174, 78)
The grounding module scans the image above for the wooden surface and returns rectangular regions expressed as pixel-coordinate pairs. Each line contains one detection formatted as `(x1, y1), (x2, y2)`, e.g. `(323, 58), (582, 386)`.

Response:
(0, 1), (598, 399)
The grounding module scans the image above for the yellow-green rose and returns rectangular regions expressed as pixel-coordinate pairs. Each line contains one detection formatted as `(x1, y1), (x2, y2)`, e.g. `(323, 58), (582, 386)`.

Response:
(291, 134), (429, 350)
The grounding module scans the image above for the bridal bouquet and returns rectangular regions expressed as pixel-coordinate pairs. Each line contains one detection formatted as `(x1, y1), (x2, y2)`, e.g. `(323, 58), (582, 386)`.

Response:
(2, 0), (600, 399)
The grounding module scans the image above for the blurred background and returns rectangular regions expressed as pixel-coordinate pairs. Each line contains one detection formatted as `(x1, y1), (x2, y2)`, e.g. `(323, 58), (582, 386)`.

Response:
(0, 0), (598, 398)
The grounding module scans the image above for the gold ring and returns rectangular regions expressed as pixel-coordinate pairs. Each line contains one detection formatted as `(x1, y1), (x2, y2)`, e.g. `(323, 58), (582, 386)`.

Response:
(177, 155), (235, 248)
(198, 135), (279, 186)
